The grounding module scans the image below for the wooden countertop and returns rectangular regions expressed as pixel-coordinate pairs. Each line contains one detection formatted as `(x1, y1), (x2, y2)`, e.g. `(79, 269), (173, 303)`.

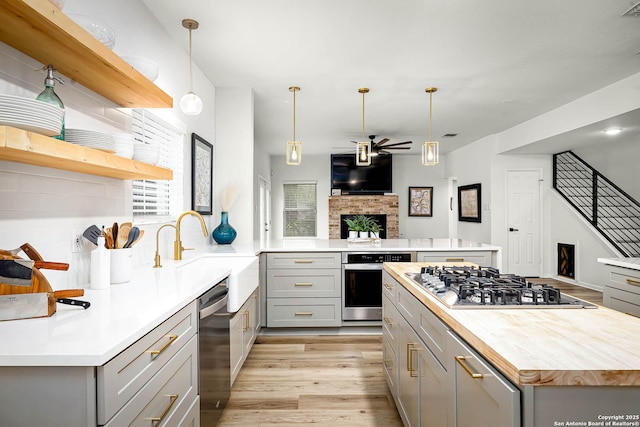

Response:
(384, 262), (640, 386)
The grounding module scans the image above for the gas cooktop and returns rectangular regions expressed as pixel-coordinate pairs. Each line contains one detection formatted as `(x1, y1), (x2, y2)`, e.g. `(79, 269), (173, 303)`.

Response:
(407, 266), (596, 309)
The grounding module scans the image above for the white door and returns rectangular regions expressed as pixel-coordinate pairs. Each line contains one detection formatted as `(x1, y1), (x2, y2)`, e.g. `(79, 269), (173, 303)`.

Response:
(258, 176), (271, 246)
(506, 170), (541, 276)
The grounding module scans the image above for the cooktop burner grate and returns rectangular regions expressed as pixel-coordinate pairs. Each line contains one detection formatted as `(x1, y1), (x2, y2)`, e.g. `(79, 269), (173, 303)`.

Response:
(407, 266), (596, 309)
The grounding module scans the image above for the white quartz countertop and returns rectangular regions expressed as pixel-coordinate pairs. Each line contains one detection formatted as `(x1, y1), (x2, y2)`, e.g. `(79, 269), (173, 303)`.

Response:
(238, 238), (500, 252)
(597, 257), (640, 271)
(0, 255), (256, 367)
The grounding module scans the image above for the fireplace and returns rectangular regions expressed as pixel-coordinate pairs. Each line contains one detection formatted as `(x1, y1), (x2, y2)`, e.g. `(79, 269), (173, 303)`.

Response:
(558, 243), (575, 279)
(340, 214), (387, 239)
(328, 195), (399, 239)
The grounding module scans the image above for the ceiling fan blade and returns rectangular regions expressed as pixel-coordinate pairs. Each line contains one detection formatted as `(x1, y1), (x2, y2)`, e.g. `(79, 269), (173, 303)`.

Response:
(373, 138), (390, 148)
(379, 141), (413, 148)
(385, 146), (411, 150)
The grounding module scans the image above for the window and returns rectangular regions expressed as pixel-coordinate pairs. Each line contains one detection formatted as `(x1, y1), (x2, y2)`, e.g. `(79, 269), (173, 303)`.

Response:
(283, 182), (317, 237)
(132, 109), (184, 219)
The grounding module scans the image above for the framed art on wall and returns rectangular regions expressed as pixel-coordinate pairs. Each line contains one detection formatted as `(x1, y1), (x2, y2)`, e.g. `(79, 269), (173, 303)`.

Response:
(191, 133), (213, 215)
(409, 187), (433, 217)
(458, 183), (481, 222)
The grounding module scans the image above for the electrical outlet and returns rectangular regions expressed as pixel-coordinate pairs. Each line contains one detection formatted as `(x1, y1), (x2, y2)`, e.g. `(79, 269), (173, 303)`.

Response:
(71, 229), (83, 253)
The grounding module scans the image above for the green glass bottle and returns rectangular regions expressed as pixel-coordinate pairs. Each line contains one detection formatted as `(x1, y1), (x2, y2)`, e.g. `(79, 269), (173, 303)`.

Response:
(36, 65), (65, 140)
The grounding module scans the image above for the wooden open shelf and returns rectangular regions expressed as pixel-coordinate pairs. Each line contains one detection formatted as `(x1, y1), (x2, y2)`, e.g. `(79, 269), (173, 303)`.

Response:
(0, 126), (173, 180)
(0, 0), (173, 108)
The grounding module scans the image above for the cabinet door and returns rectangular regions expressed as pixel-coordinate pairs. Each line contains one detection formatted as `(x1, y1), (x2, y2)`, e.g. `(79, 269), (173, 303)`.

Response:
(230, 310), (245, 385)
(449, 332), (520, 427)
(397, 320), (420, 427)
(243, 293), (257, 355)
(419, 344), (449, 427)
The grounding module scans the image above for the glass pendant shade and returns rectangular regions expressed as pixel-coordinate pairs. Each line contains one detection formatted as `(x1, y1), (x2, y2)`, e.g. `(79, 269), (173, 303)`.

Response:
(423, 87), (439, 166)
(422, 141), (439, 165)
(180, 19), (202, 116)
(356, 141), (371, 166)
(286, 140), (302, 165)
(286, 86), (302, 165)
(180, 91), (203, 115)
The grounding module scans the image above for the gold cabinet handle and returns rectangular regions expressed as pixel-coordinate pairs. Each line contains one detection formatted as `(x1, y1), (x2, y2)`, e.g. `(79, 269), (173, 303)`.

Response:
(383, 316), (393, 326)
(455, 355), (484, 379)
(446, 258), (464, 262)
(147, 394), (178, 426)
(243, 310), (250, 332)
(626, 278), (640, 286)
(406, 343), (418, 377)
(294, 282), (313, 286)
(383, 282), (393, 290)
(294, 260), (313, 264)
(148, 335), (178, 357)
(294, 311), (313, 316)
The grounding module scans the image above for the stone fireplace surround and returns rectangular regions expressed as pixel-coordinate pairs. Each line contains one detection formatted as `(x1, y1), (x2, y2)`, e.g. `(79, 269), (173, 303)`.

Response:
(328, 195), (399, 239)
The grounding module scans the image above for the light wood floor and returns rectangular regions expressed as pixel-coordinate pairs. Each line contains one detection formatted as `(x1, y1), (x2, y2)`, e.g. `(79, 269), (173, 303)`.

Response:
(217, 281), (603, 427)
(217, 334), (403, 427)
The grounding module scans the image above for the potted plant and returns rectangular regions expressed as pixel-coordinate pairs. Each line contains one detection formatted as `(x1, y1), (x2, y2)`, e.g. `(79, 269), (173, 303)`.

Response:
(355, 214), (373, 238)
(344, 217), (360, 239)
(369, 220), (383, 239)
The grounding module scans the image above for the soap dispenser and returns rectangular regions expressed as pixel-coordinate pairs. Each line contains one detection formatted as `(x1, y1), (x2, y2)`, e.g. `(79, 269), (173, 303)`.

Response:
(91, 230), (110, 290)
(36, 65), (65, 140)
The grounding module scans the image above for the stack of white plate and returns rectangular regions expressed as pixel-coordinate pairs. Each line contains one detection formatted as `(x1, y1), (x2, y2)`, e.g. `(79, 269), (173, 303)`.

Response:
(133, 143), (160, 165)
(0, 94), (64, 136)
(66, 128), (116, 152)
(112, 133), (134, 159)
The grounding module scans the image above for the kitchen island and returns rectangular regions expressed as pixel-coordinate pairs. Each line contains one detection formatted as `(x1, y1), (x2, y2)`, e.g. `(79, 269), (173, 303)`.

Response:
(383, 262), (640, 427)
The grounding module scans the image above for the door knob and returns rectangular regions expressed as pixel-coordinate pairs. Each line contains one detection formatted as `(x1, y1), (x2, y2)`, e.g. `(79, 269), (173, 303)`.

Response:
(509, 227), (519, 232)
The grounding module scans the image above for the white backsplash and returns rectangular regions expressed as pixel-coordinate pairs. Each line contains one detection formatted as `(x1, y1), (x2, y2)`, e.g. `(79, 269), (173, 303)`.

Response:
(0, 33), (213, 290)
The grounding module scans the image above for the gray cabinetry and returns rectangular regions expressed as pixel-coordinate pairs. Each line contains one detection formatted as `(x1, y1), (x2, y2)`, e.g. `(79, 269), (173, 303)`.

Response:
(604, 265), (640, 317)
(417, 251), (494, 267)
(0, 301), (200, 427)
(266, 252), (342, 327)
(230, 289), (260, 385)
(448, 332), (520, 427)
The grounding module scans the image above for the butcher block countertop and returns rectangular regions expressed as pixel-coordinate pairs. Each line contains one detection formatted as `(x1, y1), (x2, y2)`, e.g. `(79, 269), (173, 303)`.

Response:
(384, 262), (640, 387)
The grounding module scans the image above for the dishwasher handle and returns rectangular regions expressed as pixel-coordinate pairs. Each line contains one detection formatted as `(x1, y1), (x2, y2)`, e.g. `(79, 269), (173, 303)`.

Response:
(200, 293), (229, 320)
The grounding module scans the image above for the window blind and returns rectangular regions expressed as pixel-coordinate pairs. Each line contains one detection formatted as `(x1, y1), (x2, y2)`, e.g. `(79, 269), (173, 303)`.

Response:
(283, 182), (317, 237)
(132, 109), (184, 219)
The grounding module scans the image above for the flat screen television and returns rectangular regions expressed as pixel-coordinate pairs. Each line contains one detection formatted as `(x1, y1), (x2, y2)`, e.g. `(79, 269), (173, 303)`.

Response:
(331, 154), (392, 194)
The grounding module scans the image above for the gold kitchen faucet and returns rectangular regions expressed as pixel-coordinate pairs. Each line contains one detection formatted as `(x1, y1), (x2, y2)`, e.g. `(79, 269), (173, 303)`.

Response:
(154, 210), (209, 268)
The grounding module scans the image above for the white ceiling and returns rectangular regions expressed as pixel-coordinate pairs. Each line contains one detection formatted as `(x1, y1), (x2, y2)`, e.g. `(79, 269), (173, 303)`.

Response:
(143, 0), (640, 157)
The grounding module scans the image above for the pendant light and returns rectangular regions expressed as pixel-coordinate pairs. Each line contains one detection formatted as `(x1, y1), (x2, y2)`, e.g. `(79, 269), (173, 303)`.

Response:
(286, 86), (302, 165)
(180, 19), (203, 116)
(356, 88), (371, 166)
(422, 87), (439, 166)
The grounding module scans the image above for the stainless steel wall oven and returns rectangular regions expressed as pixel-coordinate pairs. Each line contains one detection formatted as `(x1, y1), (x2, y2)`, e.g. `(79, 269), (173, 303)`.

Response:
(342, 252), (415, 321)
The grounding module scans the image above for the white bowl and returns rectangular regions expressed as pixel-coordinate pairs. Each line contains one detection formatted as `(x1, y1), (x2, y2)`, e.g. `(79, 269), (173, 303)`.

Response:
(68, 14), (115, 50)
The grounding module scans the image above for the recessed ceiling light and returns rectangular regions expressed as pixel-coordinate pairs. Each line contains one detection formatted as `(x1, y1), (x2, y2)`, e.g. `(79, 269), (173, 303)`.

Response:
(604, 128), (622, 135)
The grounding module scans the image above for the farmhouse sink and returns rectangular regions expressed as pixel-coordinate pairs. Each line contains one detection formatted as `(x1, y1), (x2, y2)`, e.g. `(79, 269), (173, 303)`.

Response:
(179, 254), (259, 313)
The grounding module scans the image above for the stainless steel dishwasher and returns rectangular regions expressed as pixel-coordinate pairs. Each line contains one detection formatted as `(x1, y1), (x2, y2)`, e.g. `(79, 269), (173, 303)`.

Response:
(198, 279), (230, 426)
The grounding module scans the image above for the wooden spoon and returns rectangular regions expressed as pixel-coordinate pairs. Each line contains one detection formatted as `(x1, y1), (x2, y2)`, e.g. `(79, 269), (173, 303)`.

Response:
(116, 224), (132, 249)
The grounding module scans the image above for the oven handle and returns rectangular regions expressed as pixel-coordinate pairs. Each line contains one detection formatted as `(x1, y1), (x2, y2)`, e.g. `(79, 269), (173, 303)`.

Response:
(343, 263), (384, 271)
(200, 294), (229, 319)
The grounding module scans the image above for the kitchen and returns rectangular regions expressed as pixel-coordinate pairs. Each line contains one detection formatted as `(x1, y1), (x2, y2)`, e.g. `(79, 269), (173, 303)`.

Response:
(1, 0), (640, 426)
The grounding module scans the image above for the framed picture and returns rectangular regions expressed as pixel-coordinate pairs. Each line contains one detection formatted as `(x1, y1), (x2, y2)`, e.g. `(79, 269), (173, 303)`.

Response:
(409, 187), (433, 217)
(191, 133), (213, 215)
(458, 183), (481, 222)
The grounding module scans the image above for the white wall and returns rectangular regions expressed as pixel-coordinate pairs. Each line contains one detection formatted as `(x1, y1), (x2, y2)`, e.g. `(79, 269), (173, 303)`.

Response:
(0, 0), (239, 289)
(270, 154), (331, 239)
(214, 87), (254, 244)
(253, 142), (272, 240)
(393, 155), (449, 238)
(444, 135), (494, 243)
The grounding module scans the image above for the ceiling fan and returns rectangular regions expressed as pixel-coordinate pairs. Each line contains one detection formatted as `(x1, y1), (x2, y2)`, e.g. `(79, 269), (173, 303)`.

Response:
(350, 135), (412, 155)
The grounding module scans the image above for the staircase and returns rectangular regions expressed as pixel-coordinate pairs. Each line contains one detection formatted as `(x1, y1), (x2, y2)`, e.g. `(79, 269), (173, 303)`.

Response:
(553, 151), (640, 257)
